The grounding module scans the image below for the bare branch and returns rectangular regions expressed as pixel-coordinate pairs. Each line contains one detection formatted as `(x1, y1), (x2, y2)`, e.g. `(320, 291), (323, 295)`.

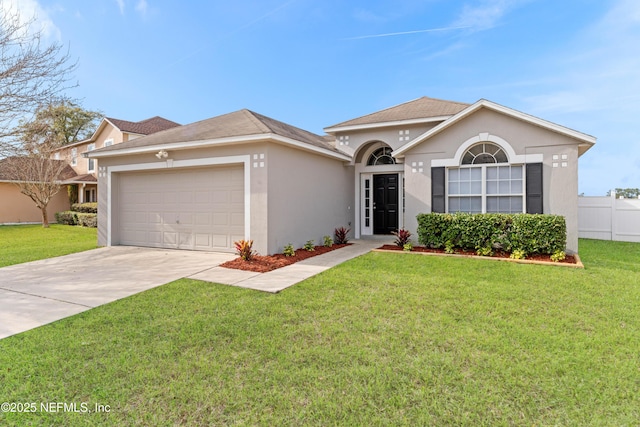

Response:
(0, 8), (77, 155)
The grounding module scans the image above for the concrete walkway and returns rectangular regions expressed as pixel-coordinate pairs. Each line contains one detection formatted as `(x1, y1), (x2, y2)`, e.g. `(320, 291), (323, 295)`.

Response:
(189, 239), (387, 293)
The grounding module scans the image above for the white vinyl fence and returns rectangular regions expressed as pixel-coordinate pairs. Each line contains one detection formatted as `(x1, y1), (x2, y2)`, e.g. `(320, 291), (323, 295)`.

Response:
(578, 193), (640, 242)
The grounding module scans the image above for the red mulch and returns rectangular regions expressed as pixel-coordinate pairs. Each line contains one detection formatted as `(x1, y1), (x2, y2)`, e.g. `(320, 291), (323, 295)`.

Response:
(377, 244), (578, 264)
(220, 244), (352, 273)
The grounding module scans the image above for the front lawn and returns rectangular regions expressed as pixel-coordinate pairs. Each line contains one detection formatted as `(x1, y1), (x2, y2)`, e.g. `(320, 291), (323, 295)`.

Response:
(0, 239), (639, 425)
(0, 224), (97, 267)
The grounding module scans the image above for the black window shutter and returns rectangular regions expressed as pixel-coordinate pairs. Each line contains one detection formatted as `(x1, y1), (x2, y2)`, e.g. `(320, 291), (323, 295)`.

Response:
(526, 163), (543, 214)
(432, 167), (446, 213)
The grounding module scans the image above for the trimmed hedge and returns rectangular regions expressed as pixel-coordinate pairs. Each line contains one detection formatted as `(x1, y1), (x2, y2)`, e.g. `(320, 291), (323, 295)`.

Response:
(55, 211), (78, 226)
(54, 211), (97, 228)
(71, 202), (98, 213)
(416, 213), (566, 255)
(76, 213), (97, 228)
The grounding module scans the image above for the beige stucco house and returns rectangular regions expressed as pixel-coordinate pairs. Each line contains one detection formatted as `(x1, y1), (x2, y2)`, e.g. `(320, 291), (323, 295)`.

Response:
(55, 116), (180, 203)
(0, 159), (73, 224)
(0, 116), (180, 224)
(89, 97), (595, 254)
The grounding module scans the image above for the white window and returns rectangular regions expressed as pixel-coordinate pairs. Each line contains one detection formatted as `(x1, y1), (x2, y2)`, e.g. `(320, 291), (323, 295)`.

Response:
(448, 143), (524, 214)
(71, 148), (77, 166)
(104, 139), (113, 147)
(87, 143), (95, 172)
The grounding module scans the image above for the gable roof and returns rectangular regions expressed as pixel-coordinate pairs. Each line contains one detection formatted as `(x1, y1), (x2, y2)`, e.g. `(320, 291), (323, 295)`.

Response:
(393, 99), (597, 158)
(105, 116), (181, 135)
(324, 96), (470, 132)
(56, 115), (180, 150)
(89, 109), (350, 160)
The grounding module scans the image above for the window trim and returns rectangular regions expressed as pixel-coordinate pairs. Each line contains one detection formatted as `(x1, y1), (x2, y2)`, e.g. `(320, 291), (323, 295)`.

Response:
(87, 143), (96, 172)
(446, 164), (526, 214)
(71, 148), (78, 166)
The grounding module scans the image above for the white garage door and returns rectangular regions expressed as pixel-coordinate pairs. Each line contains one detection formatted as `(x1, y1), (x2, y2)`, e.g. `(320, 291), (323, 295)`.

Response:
(118, 165), (244, 252)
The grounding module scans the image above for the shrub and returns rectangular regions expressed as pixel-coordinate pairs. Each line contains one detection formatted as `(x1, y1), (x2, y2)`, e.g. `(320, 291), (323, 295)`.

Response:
(551, 250), (566, 262)
(323, 235), (333, 247)
(234, 240), (256, 261)
(403, 242), (413, 252)
(476, 246), (493, 257)
(510, 249), (526, 260)
(283, 243), (295, 257)
(71, 202), (98, 213)
(334, 227), (350, 245)
(417, 213), (566, 255)
(392, 228), (412, 248)
(304, 240), (315, 251)
(55, 211), (77, 226)
(76, 213), (97, 228)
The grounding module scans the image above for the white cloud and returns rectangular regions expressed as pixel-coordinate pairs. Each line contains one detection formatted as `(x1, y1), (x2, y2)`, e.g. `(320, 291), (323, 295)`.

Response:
(454, 0), (528, 31)
(1, 0), (61, 40)
(115, 0), (125, 15)
(135, 0), (148, 17)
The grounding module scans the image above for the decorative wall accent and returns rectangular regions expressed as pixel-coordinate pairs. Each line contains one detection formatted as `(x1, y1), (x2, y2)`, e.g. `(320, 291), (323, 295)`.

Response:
(253, 153), (265, 168)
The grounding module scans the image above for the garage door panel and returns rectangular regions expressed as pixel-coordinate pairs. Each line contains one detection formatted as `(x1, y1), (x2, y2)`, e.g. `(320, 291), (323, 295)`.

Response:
(118, 165), (244, 252)
(230, 213), (244, 226)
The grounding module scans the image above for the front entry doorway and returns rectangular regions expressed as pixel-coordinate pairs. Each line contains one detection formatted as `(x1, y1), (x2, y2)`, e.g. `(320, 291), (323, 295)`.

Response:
(373, 174), (398, 234)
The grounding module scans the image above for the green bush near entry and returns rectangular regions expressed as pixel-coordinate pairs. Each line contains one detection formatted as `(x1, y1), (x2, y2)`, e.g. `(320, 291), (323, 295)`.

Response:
(417, 213), (566, 256)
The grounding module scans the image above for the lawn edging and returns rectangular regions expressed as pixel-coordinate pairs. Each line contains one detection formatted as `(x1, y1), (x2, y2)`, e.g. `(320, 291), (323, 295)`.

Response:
(372, 248), (585, 268)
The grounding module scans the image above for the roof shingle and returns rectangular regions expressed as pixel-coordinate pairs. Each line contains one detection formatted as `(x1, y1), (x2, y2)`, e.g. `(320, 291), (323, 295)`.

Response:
(326, 96), (470, 129)
(106, 116), (181, 135)
(94, 109), (338, 154)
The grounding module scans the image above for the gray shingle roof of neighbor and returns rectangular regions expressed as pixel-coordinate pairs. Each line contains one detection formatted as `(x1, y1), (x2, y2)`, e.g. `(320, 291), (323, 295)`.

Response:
(94, 109), (340, 154)
(106, 116), (181, 135)
(325, 96), (471, 129)
(0, 157), (77, 181)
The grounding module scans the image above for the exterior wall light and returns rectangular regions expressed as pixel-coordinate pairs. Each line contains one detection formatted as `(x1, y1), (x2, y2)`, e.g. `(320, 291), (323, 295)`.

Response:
(155, 150), (169, 159)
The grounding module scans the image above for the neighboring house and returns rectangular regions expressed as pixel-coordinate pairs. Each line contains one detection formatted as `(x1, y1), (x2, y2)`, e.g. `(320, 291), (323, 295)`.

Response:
(88, 97), (595, 254)
(0, 116), (179, 224)
(0, 158), (75, 224)
(54, 116), (180, 203)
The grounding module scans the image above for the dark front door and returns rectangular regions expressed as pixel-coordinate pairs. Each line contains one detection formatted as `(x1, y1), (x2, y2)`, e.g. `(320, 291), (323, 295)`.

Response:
(373, 174), (398, 234)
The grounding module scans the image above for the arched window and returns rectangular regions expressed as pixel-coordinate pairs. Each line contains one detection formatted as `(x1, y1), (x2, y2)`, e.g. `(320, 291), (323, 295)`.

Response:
(448, 142), (523, 214)
(461, 143), (508, 165)
(367, 146), (396, 166)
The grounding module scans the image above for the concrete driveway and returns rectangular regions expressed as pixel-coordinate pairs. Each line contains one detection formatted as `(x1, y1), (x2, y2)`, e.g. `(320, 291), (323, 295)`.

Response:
(0, 246), (235, 339)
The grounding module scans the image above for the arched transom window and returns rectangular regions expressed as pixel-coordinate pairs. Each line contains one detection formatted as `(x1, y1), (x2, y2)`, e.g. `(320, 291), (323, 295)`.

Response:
(461, 143), (508, 165)
(367, 146), (396, 166)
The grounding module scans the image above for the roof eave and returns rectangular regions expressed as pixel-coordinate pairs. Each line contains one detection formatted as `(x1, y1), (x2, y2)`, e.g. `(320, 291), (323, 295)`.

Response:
(88, 133), (352, 162)
(324, 116), (452, 134)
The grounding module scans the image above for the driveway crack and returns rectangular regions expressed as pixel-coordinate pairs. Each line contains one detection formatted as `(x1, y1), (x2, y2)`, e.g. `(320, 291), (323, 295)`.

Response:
(0, 287), (93, 308)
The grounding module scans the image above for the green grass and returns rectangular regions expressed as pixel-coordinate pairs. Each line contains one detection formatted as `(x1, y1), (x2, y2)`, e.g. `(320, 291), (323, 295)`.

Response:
(0, 224), (97, 267)
(0, 239), (639, 425)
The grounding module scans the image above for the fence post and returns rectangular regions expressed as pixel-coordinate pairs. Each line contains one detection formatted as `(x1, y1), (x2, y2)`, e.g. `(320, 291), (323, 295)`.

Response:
(610, 189), (616, 241)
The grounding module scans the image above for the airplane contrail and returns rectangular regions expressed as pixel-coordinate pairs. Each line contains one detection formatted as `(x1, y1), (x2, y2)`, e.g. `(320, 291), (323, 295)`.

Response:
(342, 26), (471, 41)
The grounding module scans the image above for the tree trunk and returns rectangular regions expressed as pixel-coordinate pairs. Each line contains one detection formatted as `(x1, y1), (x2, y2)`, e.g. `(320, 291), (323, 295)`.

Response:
(41, 206), (49, 228)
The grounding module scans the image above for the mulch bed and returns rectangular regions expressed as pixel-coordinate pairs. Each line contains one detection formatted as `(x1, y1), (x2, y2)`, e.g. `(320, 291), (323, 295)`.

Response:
(220, 244), (351, 273)
(376, 244), (578, 265)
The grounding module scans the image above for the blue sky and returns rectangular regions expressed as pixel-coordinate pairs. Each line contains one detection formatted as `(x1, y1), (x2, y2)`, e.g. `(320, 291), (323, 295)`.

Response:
(6, 0), (640, 196)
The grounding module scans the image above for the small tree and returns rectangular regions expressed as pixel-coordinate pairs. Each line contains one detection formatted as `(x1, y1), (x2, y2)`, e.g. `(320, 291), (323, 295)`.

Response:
(0, 155), (72, 227)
